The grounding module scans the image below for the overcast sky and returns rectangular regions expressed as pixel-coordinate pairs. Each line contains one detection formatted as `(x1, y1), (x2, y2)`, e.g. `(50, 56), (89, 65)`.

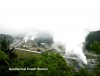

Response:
(0, 0), (100, 43)
(0, 0), (100, 63)
(1, 0), (100, 44)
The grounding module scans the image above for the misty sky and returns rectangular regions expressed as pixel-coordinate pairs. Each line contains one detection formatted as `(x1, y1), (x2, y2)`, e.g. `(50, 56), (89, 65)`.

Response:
(0, 0), (100, 44)
(1, 0), (100, 64)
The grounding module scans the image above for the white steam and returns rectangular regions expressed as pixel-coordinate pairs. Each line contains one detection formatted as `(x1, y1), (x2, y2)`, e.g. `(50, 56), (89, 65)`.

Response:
(1, 0), (100, 64)
(52, 27), (88, 64)
(52, 25), (100, 64)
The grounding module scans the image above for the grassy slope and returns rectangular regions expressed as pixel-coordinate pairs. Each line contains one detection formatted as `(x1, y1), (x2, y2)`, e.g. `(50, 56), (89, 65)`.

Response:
(15, 49), (41, 58)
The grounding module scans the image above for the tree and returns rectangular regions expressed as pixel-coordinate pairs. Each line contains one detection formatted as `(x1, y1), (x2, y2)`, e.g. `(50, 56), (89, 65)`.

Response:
(0, 34), (14, 44)
(84, 30), (100, 76)
(0, 37), (17, 63)
(0, 50), (9, 66)
(16, 51), (74, 76)
(0, 37), (10, 54)
(90, 41), (100, 54)
(0, 36), (18, 76)
(75, 68), (92, 76)
(89, 41), (100, 76)
(39, 52), (73, 76)
(84, 30), (100, 51)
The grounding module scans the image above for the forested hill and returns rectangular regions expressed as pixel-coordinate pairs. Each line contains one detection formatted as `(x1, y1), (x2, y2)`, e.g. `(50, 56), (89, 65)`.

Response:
(0, 34), (14, 43)
(85, 30), (100, 50)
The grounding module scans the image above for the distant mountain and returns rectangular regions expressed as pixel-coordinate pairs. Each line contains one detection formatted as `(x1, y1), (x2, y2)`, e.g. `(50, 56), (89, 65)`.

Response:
(11, 32), (54, 48)
(0, 34), (14, 44)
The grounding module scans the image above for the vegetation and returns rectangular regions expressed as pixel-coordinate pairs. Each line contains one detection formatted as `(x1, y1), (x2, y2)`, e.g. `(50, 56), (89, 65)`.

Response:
(84, 31), (100, 76)
(0, 35), (18, 76)
(90, 41), (100, 54)
(0, 36), (73, 76)
(85, 30), (100, 51)
(0, 33), (100, 76)
(15, 51), (74, 76)
(0, 34), (14, 44)
(89, 41), (100, 76)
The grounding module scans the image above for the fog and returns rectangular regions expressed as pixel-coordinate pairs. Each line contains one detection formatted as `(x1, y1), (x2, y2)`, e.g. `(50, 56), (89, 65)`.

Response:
(0, 0), (100, 64)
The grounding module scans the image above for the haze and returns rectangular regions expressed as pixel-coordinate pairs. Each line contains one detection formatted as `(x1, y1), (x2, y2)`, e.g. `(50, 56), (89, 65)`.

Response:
(0, 0), (100, 64)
